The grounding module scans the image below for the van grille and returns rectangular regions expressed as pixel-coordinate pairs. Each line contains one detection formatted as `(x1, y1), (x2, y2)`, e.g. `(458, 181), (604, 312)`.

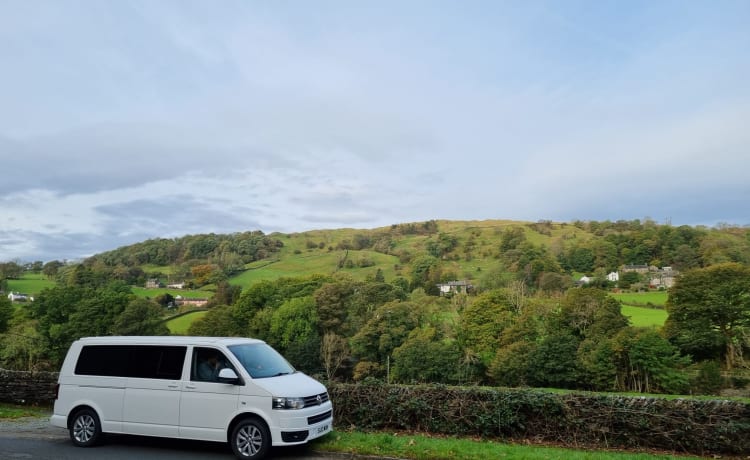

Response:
(303, 392), (329, 407)
(308, 410), (332, 425)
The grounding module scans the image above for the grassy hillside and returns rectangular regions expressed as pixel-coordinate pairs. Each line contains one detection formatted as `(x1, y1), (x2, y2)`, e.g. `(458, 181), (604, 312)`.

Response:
(622, 305), (668, 328)
(612, 291), (668, 307)
(224, 219), (589, 288)
(6, 273), (56, 297)
(166, 310), (207, 334)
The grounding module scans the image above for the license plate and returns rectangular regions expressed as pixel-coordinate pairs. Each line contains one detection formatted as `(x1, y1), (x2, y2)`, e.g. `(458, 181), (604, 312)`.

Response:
(316, 424), (329, 434)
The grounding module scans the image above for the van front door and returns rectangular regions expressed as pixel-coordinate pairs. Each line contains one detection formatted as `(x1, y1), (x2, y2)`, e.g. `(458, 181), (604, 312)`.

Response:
(179, 347), (240, 442)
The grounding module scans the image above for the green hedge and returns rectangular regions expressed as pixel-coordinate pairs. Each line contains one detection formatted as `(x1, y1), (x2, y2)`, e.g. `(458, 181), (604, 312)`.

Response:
(329, 383), (750, 455)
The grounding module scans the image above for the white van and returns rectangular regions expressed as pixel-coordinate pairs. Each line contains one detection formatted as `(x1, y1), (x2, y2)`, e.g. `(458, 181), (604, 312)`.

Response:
(51, 336), (333, 459)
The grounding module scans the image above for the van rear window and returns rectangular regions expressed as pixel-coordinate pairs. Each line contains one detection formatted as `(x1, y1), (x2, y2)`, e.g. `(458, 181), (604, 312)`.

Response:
(75, 345), (186, 380)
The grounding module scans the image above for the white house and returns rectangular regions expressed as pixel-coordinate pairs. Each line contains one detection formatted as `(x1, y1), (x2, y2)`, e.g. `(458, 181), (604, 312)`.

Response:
(8, 292), (31, 302)
(607, 271), (619, 282)
(436, 280), (472, 296)
(579, 276), (592, 284)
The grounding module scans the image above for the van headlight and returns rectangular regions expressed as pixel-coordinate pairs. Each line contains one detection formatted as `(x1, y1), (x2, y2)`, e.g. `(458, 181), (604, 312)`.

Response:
(272, 397), (305, 410)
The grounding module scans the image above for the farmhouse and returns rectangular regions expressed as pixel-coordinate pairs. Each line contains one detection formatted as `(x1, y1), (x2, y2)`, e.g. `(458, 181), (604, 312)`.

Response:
(174, 295), (208, 307)
(7, 292), (31, 302)
(437, 280), (472, 296)
(649, 266), (679, 289)
(145, 278), (162, 289)
(622, 264), (649, 274)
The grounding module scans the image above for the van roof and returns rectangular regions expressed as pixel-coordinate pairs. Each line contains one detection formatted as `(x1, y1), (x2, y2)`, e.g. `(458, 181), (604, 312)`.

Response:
(75, 336), (265, 346)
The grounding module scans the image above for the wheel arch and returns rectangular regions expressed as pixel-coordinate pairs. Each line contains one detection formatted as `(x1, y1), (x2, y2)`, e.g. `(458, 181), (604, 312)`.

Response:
(67, 404), (98, 429)
(227, 411), (271, 444)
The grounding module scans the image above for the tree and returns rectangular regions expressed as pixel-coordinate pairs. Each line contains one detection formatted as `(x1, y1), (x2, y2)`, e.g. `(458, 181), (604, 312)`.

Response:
(212, 281), (242, 306)
(320, 332), (349, 381)
(112, 299), (169, 336)
(526, 333), (580, 388)
(610, 327), (690, 393)
(555, 288), (628, 340)
(188, 305), (243, 337)
(457, 289), (515, 365)
(392, 326), (460, 384)
(269, 296), (320, 372)
(664, 262), (750, 369)
(350, 300), (423, 380)
(619, 271), (641, 290)
(0, 296), (12, 333)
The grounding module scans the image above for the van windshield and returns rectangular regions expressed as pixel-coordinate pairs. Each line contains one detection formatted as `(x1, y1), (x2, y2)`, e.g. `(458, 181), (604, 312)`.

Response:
(228, 343), (296, 379)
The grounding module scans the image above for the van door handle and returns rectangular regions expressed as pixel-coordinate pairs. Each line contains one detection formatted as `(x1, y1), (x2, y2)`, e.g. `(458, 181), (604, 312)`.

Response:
(168, 384), (179, 389)
(185, 384), (196, 389)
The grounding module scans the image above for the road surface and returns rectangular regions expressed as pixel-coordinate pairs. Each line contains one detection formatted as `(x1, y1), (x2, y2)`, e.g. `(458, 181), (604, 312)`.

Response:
(0, 417), (356, 460)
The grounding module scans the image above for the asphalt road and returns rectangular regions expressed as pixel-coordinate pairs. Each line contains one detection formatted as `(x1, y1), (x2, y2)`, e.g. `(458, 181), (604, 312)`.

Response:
(0, 417), (353, 460)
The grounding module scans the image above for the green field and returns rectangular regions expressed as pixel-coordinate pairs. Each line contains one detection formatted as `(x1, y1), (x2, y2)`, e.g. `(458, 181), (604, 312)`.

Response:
(166, 311), (207, 334)
(6, 273), (56, 297)
(229, 250), (402, 286)
(612, 291), (668, 307)
(621, 305), (668, 328)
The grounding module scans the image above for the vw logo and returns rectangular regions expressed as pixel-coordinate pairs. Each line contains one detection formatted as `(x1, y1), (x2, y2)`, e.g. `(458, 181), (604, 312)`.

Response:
(316, 395), (322, 405)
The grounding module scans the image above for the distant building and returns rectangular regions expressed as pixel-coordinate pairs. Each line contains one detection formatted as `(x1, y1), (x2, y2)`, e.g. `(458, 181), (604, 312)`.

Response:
(579, 276), (592, 285)
(437, 280), (472, 296)
(145, 279), (162, 289)
(174, 295), (208, 307)
(607, 271), (619, 282)
(7, 292), (31, 302)
(622, 264), (649, 274)
(649, 266), (679, 289)
(166, 282), (185, 289)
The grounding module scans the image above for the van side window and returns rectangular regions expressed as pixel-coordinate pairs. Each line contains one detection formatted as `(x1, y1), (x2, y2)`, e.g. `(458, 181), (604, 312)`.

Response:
(75, 345), (186, 380)
(192, 347), (233, 382)
(130, 346), (186, 380)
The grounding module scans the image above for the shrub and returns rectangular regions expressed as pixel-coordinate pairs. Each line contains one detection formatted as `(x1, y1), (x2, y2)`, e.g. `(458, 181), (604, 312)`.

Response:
(329, 383), (750, 456)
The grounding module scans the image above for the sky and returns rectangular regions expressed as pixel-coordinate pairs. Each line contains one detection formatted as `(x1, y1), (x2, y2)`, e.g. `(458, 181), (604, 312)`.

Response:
(1, 0), (749, 262)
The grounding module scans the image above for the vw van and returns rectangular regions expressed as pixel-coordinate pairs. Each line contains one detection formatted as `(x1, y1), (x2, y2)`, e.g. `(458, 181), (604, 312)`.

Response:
(51, 336), (333, 459)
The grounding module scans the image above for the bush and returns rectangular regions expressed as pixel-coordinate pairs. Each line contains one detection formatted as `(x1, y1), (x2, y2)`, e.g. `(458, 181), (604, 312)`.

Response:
(329, 383), (750, 456)
(691, 361), (725, 395)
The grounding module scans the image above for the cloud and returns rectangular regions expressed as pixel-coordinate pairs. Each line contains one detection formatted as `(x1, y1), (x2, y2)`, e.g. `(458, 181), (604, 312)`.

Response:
(0, 1), (748, 261)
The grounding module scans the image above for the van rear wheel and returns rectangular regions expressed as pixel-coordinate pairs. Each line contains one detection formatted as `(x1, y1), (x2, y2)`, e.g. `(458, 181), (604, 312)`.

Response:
(231, 417), (270, 459)
(69, 408), (102, 447)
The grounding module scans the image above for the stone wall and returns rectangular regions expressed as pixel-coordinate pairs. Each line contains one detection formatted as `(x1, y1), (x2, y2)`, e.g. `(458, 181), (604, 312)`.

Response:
(0, 368), (58, 404)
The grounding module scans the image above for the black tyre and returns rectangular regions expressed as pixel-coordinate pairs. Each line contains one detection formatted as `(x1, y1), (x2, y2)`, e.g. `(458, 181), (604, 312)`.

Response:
(69, 408), (102, 447)
(230, 417), (270, 459)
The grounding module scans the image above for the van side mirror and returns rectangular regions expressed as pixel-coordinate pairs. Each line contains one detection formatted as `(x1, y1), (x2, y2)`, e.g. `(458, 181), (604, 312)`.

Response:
(217, 368), (240, 384)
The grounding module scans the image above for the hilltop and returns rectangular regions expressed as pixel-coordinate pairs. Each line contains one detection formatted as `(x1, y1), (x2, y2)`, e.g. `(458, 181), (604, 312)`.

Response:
(64, 218), (749, 296)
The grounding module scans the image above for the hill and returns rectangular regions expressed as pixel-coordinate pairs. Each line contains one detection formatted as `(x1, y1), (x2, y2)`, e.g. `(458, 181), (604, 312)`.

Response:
(66, 218), (749, 296)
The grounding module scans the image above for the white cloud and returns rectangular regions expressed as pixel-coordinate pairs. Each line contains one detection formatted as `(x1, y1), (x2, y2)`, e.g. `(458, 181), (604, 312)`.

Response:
(0, 1), (748, 261)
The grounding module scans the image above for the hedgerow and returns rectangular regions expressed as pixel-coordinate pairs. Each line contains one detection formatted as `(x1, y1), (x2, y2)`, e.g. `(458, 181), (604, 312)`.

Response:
(329, 382), (750, 455)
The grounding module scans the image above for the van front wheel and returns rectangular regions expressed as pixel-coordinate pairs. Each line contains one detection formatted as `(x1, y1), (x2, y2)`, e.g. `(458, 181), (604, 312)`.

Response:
(231, 418), (270, 459)
(69, 408), (102, 447)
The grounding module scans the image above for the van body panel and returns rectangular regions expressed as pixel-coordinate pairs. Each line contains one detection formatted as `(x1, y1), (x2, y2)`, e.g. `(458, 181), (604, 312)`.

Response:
(251, 372), (327, 397)
(52, 375), (126, 431)
(179, 381), (241, 434)
(52, 336), (333, 455)
(122, 378), (182, 437)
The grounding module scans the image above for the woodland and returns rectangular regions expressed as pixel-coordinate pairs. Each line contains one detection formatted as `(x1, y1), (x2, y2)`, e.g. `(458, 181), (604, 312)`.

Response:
(1, 219), (749, 396)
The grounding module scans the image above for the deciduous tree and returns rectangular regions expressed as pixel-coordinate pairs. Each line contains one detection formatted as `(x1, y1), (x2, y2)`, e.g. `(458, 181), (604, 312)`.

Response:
(664, 262), (750, 369)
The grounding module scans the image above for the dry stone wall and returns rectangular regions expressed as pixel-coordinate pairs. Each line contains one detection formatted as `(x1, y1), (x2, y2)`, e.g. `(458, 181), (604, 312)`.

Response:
(0, 368), (58, 404)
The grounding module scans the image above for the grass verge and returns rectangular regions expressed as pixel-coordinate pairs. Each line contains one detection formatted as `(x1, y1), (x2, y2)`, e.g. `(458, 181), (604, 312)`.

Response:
(310, 430), (701, 460)
(0, 403), (51, 419)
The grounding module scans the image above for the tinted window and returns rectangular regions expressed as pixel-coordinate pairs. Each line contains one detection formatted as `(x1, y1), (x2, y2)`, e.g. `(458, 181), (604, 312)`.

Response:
(75, 345), (186, 380)
(191, 347), (236, 382)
